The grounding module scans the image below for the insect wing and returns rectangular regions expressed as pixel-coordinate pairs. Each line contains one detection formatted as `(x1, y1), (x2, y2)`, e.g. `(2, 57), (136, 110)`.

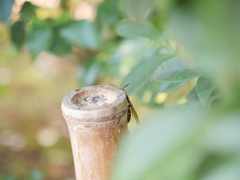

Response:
(109, 83), (139, 124)
(130, 105), (140, 124)
(128, 98), (140, 124)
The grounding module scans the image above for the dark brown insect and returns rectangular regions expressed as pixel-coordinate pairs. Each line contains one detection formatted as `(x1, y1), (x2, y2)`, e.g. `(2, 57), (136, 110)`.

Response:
(110, 84), (140, 124)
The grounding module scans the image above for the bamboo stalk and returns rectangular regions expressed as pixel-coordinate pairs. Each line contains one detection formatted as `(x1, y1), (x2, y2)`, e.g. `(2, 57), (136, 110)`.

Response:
(61, 85), (128, 180)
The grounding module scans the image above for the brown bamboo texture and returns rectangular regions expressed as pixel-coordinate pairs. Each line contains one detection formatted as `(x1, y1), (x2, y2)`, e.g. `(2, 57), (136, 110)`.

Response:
(61, 85), (128, 180)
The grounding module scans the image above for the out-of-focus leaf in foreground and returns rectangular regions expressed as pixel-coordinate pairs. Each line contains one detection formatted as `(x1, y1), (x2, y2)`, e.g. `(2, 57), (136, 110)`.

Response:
(206, 113), (240, 154)
(200, 158), (240, 180)
(60, 20), (102, 50)
(116, 21), (162, 40)
(112, 109), (240, 180)
(152, 56), (202, 82)
(120, 53), (174, 95)
(0, 0), (14, 24)
(111, 108), (205, 180)
(202, 113), (240, 180)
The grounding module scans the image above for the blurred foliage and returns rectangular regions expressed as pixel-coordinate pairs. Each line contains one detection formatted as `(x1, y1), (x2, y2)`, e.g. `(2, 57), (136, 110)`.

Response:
(1, 0), (240, 179)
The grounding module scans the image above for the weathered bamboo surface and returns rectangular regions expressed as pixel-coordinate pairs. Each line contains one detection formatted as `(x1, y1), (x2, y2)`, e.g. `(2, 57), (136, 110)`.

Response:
(61, 85), (128, 180)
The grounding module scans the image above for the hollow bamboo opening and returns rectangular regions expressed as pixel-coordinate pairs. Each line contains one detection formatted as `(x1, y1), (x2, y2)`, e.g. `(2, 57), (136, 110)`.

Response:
(61, 85), (128, 180)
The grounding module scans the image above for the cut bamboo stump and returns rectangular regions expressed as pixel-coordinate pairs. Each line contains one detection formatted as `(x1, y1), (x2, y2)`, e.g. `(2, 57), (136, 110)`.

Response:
(61, 85), (128, 180)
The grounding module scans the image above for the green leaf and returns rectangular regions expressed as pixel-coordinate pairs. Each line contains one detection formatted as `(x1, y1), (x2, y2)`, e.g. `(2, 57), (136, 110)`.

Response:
(206, 113), (240, 153)
(96, 0), (121, 26)
(54, 10), (72, 26)
(49, 37), (72, 55)
(59, 20), (102, 50)
(159, 80), (188, 93)
(116, 21), (162, 40)
(0, 0), (14, 24)
(111, 109), (204, 180)
(10, 20), (25, 50)
(196, 75), (217, 106)
(204, 114), (240, 179)
(27, 27), (53, 58)
(48, 28), (72, 55)
(201, 159), (240, 180)
(120, 53), (174, 95)
(20, 2), (36, 19)
(186, 87), (198, 101)
(152, 56), (203, 82)
(31, 18), (51, 28)
(78, 59), (102, 87)
(168, 1), (240, 104)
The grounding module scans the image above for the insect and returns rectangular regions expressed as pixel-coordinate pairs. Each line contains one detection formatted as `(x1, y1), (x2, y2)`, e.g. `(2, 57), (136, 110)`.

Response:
(110, 84), (140, 124)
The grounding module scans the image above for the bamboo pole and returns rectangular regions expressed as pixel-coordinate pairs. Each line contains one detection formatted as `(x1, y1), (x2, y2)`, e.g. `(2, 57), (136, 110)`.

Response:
(61, 85), (128, 180)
